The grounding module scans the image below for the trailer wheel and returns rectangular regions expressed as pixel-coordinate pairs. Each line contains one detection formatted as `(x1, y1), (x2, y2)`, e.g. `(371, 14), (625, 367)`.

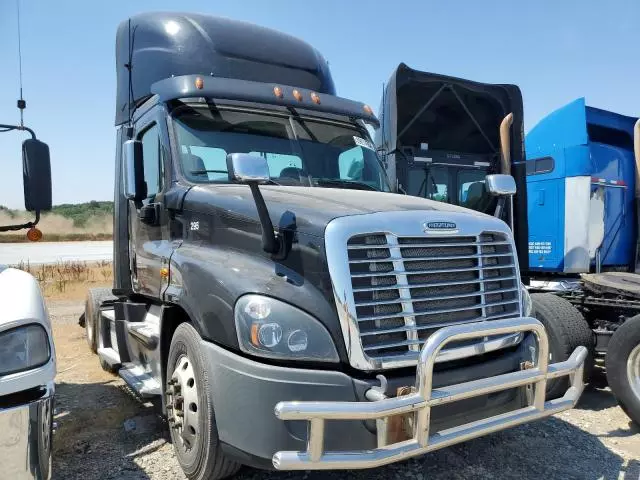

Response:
(531, 293), (594, 399)
(84, 287), (116, 353)
(606, 314), (640, 425)
(166, 323), (240, 480)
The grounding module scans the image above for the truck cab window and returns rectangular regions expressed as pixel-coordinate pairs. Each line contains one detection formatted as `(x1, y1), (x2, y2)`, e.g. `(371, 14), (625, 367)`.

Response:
(181, 145), (228, 181)
(140, 124), (162, 198)
(338, 147), (365, 181)
(172, 106), (390, 192)
(249, 152), (303, 177)
(407, 166), (449, 202)
(458, 169), (490, 211)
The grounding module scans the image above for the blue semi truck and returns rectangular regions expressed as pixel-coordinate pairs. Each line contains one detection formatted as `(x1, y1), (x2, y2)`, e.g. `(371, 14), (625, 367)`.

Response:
(525, 98), (640, 425)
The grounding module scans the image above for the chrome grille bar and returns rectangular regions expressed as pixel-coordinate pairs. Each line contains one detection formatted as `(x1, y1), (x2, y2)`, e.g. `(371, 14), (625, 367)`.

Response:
(325, 211), (523, 371)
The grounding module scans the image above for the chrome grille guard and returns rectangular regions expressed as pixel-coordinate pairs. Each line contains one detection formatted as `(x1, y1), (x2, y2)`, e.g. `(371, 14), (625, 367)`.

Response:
(272, 317), (587, 471)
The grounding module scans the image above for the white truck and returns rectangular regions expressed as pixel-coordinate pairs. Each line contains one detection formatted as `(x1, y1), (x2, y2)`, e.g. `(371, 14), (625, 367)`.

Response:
(0, 123), (55, 480)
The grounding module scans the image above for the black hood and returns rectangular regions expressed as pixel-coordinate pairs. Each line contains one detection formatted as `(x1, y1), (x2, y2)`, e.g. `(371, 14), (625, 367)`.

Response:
(183, 184), (484, 238)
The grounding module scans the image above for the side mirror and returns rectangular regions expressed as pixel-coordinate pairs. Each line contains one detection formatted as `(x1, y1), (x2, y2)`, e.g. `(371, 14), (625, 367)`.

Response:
(226, 153), (270, 183)
(22, 139), (52, 212)
(123, 140), (146, 201)
(485, 174), (517, 197)
(226, 153), (278, 254)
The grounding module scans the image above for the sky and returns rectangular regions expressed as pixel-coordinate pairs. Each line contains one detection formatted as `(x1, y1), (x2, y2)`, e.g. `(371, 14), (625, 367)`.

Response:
(0, 0), (638, 208)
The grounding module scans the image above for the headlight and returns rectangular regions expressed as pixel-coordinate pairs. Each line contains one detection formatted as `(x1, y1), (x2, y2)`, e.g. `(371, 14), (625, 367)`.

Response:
(521, 283), (532, 317)
(0, 324), (50, 376)
(235, 295), (339, 362)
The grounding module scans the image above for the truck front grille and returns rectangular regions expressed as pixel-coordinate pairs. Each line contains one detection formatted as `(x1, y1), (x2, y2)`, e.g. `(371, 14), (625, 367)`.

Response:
(347, 232), (520, 360)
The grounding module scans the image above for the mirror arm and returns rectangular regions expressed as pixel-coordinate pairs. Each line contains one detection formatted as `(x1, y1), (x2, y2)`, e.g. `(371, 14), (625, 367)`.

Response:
(0, 210), (40, 232)
(248, 183), (279, 254)
(0, 123), (36, 139)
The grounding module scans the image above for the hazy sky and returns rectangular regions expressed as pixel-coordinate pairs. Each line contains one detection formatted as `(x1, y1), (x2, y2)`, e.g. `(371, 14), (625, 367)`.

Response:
(0, 0), (638, 208)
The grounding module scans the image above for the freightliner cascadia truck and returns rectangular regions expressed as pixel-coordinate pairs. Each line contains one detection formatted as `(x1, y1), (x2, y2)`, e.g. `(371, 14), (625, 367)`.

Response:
(82, 12), (587, 479)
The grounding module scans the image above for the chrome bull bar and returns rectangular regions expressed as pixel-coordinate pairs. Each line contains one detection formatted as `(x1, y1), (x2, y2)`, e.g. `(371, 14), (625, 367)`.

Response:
(272, 317), (587, 470)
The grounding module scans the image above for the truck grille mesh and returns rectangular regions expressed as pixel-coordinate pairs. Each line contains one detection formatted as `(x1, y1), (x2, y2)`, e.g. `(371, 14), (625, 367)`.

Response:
(347, 232), (520, 359)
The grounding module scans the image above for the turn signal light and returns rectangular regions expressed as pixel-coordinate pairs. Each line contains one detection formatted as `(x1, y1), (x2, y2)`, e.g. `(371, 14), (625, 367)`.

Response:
(292, 89), (303, 102)
(26, 227), (42, 242)
(273, 86), (284, 99)
(160, 267), (170, 279)
(195, 77), (204, 89)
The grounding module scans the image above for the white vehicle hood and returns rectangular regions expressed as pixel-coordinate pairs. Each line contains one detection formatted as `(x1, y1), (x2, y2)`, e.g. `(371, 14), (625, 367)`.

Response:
(0, 266), (56, 396)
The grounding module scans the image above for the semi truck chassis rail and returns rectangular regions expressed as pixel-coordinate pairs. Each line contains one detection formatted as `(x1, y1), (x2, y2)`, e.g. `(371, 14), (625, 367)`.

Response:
(272, 317), (587, 471)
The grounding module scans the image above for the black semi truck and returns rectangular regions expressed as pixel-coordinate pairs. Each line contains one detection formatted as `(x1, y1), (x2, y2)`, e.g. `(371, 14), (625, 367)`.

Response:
(83, 12), (587, 479)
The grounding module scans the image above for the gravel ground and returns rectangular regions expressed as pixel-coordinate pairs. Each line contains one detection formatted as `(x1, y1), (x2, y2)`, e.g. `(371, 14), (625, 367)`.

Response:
(49, 300), (640, 480)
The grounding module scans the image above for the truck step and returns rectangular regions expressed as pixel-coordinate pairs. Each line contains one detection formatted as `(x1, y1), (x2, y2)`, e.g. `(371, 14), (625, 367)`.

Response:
(127, 323), (159, 349)
(97, 347), (121, 369)
(101, 308), (116, 321)
(119, 363), (161, 397)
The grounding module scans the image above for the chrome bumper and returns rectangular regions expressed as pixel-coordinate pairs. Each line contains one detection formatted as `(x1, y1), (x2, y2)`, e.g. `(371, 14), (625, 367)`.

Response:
(0, 382), (54, 480)
(272, 317), (587, 470)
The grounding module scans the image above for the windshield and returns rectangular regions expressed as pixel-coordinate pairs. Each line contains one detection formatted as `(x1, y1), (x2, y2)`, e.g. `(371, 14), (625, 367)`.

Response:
(406, 165), (496, 213)
(172, 106), (391, 192)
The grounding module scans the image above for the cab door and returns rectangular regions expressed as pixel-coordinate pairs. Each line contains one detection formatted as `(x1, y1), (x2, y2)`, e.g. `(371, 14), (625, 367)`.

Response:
(129, 108), (170, 297)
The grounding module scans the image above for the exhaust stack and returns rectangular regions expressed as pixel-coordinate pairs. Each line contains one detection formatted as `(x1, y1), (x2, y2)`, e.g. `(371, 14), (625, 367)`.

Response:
(499, 113), (514, 175)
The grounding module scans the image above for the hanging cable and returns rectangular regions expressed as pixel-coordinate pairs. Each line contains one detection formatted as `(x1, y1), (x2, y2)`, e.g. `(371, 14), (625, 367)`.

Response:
(16, 0), (26, 128)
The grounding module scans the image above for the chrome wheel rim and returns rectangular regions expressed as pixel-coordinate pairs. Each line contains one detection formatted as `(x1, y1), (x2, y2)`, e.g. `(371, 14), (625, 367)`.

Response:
(627, 343), (640, 401)
(167, 355), (200, 451)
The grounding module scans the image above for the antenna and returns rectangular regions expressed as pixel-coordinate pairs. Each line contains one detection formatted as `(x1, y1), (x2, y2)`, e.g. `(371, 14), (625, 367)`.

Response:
(16, 0), (26, 127)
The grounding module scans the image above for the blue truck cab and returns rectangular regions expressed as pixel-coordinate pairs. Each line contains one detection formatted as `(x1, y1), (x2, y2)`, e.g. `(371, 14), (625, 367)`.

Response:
(526, 98), (639, 274)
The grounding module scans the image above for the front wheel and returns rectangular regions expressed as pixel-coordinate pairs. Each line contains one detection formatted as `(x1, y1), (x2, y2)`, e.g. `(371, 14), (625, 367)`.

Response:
(166, 323), (240, 480)
(606, 315), (640, 425)
(530, 293), (594, 399)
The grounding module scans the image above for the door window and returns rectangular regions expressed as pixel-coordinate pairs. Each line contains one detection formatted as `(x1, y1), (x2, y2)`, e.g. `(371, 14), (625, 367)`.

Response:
(140, 124), (162, 198)
(458, 170), (489, 210)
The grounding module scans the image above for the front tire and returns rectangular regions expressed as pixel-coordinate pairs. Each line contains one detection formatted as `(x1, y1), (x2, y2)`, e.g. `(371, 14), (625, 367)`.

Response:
(166, 323), (240, 480)
(530, 293), (594, 398)
(606, 315), (640, 425)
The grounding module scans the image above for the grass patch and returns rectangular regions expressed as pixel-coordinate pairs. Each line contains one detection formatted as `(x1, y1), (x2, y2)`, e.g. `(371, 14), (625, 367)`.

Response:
(12, 260), (113, 300)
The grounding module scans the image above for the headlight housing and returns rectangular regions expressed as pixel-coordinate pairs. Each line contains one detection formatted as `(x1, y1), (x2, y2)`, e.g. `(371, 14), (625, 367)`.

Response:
(235, 295), (339, 362)
(0, 324), (50, 376)
(521, 283), (533, 317)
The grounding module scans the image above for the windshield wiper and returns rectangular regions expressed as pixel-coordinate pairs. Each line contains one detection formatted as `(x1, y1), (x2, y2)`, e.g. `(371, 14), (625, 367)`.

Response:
(189, 170), (281, 185)
(314, 179), (379, 191)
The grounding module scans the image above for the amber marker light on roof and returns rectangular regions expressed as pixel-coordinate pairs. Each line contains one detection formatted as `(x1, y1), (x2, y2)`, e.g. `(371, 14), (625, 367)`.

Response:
(292, 89), (303, 102)
(195, 77), (204, 89)
(363, 104), (373, 115)
(273, 86), (284, 98)
(310, 92), (320, 104)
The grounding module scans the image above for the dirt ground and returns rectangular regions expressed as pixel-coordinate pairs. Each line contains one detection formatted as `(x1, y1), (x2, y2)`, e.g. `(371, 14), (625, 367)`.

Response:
(49, 297), (640, 480)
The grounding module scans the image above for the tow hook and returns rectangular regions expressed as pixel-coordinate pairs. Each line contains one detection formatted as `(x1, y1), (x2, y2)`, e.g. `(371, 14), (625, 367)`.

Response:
(365, 375), (417, 446)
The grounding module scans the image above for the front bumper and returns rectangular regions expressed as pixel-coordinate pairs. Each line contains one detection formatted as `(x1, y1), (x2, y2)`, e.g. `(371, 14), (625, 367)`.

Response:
(0, 382), (54, 480)
(273, 317), (587, 470)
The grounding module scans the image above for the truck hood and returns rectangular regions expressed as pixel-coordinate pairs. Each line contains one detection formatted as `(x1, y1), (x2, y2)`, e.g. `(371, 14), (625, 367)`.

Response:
(183, 184), (489, 238)
(382, 62), (524, 159)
